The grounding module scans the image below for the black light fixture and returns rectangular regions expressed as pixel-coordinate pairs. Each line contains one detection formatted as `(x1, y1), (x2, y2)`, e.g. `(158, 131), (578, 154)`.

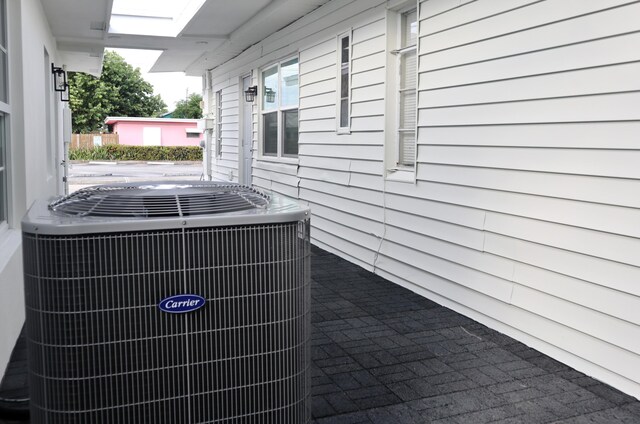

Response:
(51, 64), (67, 92)
(244, 85), (258, 102)
(265, 88), (276, 103)
(60, 83), (70, 102)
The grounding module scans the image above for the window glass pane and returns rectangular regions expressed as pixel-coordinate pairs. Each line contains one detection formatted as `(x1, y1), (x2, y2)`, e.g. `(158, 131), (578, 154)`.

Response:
(280, 58), (298, 108)
(398, 131), (415, 166)
(340, 99), (349, 128)
(399, 90), (416, 129)
(0, 0), (5, 48)
(341, 36), (349, 64)
(262, 66), (278, 111)
(0, 114), (5, 222)
(340, 66), (349, 98)
(263, 112), (277, 155)
(0, 50), (6, 104)
(400, 50), (416, 90)
(402, 9), (418, 48)
(283, 109), (298, 156)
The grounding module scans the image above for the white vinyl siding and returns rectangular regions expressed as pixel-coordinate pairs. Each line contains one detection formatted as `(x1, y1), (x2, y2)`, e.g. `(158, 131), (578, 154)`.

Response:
(204, 0), (640, 399)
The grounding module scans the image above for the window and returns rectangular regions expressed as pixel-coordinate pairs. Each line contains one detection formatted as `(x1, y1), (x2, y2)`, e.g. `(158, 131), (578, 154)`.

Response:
(394, 8), (417, 168)
(215, 90), (222, 158)
(261, 57), (299, 158)
(337, 33), (350, 133)
(0, 0), (8, 225)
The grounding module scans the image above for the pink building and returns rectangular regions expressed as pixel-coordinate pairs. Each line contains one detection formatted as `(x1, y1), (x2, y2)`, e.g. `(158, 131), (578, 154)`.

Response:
(104, 117), (203, 146)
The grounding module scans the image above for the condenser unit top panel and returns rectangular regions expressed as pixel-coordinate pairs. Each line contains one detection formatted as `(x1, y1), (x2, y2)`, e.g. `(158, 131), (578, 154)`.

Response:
(23, 181), (310, 235)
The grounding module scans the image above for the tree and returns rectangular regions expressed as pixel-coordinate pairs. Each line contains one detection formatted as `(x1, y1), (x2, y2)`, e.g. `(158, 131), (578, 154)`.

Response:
(68, 51), (167, 133)
(172, 93), (203, 119)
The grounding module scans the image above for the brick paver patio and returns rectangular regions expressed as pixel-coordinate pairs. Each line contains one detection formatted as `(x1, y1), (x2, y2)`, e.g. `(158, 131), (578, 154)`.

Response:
(1, 246), (639, 423)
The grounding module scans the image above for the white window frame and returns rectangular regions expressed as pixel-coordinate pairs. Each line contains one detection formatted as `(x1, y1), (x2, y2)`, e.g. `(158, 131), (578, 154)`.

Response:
(336, 31), (351, 134)
(259, 56), (299, 161)
(215, 89), (222, 158)
(394, 6), (417, 169)
(0, 0), (9, 230)
(384, 1), (419, 182)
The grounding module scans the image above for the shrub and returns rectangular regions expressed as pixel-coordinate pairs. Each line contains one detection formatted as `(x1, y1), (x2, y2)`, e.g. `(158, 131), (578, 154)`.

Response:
(69, 145), (202, 161)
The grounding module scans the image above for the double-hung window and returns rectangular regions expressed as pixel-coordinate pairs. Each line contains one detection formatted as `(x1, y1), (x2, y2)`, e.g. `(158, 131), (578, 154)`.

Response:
(0, 0), (8, 226)
(395, 8), (417, 168)
(261, 57), (299, 158)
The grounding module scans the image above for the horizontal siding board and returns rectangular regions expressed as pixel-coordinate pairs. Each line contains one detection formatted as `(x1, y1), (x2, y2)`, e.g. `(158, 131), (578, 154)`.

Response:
(351, 116), (384, 132)
(419, 0), (475, 21)
(352, 17), (385, 43)
(300, 130), (384, 145)
(351, 99), (385, 118)
(301, 178), (383, 205)
(385, 189), (486, 230)
(301, 187), (383, 222)
(416, 122), (640, 149)
(417, 164), (640, 208)
(352, 83), (385, 102)
(300, 79), (336, 98)
(514, 263), (640, 326)
(300, 52), (336, 75)
(378, 235), (514, 303)
(386, 209), (486, 252)
(309, 201), (384, 237)
(300, 65), (336, 87)
(299, 105), (336, 121)
(419, 62), (640, 107)
(300, 38), (336, 62)
(420, 0), (538, 36)
(299, 118), (336, 133)
(391, 180), (640, 238)
(352, 35), (385, 58)
(511, 285), (640, 355)
(485, 232), (640, 297)
(300, 92), (336, 109)
(300, 155), (383, 175)
(419, 2), (640, 71)
(252, 176), (298, 198)
(418, 146), (640, 179)
(418, 92), (640, 126)
(299, 144), (383, 160)
(351, 51), (385, 74)
(419, 32), (640, 90)
(485, 212), (640, 268)
(351, 67), (386, 88)
(314, 214), (381, 251)
(420, 0), (634, 54)
(312, 226), (376, 270)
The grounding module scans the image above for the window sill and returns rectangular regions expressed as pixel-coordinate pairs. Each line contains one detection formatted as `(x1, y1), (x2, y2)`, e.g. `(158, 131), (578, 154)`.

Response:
(386, 167), (415, 183)
(337, 128), (351, 135)
(257, 155), (299, 166)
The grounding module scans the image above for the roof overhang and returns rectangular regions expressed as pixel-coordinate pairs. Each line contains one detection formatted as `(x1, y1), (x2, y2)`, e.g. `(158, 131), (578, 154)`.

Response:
(42, 0), (332, 77)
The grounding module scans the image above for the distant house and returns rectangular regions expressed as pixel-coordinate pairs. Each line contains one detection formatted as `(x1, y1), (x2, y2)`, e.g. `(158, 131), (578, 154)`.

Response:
(104, 117), (202, 146)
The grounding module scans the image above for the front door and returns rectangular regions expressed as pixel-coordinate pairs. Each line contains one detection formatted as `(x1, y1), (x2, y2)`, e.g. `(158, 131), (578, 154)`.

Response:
(241, 76), (253, 186)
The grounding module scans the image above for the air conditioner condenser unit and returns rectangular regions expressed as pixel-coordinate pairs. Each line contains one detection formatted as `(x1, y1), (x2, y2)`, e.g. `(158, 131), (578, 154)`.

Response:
(22, 182), (311, 423)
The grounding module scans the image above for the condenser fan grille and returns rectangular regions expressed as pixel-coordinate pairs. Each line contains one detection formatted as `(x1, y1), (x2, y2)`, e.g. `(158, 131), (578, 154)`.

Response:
(49, 183), (270, 218)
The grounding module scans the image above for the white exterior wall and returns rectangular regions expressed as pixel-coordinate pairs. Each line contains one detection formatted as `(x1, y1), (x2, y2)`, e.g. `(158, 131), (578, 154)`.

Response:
(0, 0), (66, 377)
(204, 0), (640, 399)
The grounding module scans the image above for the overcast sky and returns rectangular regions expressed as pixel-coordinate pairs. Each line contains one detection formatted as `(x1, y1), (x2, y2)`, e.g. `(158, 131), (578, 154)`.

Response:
(110, 48), (203, 112)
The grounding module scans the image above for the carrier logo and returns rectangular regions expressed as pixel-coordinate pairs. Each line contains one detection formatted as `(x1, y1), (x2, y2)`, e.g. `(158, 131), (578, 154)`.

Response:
(158, 294), (206, 313)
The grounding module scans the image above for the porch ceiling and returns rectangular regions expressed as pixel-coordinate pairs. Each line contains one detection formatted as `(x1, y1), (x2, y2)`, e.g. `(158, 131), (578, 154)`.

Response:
(42, 0), (332, 77)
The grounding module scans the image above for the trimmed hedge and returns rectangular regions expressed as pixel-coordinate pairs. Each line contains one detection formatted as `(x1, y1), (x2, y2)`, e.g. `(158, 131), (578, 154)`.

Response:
(69, 145), (202, 161)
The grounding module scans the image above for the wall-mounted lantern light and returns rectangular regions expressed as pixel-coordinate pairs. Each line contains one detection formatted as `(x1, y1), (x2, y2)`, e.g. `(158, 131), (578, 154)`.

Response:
(60, 84), (70, 102)
(51, 64), (67, 92)
(264, 88), (276, 103)
(244, 85), (258, 102)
